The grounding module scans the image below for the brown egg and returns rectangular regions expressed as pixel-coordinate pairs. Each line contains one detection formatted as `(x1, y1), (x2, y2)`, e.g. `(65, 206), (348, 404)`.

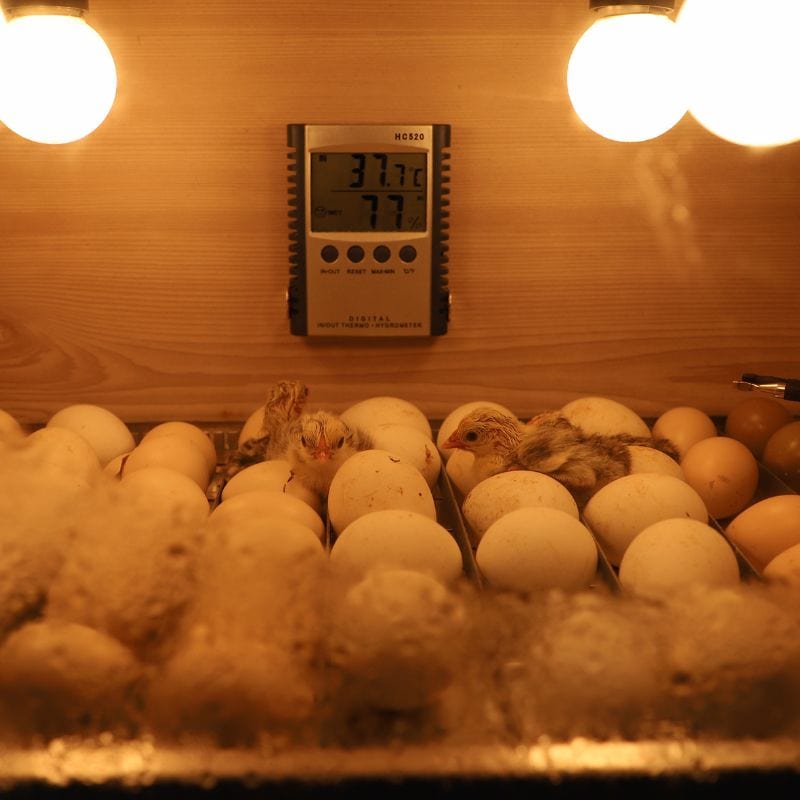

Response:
(724, 397), (793, 458)
(726, 494), (800, 571)
(652, 406), (718, 459)
(762, 421), (800, 491)
(680, 436), (759, 520)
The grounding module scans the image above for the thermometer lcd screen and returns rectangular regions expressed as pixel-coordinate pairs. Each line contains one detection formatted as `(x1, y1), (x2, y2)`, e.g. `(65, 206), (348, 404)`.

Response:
(310, 152), (427, 233)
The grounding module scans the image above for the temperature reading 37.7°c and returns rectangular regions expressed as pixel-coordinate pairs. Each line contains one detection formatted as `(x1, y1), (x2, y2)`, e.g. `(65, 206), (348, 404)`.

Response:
(310, 152), (427, 233)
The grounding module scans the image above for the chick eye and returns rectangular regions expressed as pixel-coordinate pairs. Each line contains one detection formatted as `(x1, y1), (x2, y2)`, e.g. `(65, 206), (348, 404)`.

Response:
(464, 431), (479, 442)
(333, 436), (345, 449)
(300, 435), (310, 447)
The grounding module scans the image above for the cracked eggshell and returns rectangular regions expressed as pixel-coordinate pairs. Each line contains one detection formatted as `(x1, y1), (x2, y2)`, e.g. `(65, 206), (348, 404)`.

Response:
(583, 473), (708, 567)
(462, 470), (579, 542)
(221, 459), (322, 514)
(341, 397), (432, 440)
(560, 396), (650, 438)
(327, 449), (436, 534)
(141, 421), (218, 476)
(46, 404), (135, 469)
(367, 423), (441, 487)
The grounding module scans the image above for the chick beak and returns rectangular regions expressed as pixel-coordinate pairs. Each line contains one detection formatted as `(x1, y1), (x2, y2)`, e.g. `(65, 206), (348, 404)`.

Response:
(313, 434), (332, 462)
(442, 431), (464, 450)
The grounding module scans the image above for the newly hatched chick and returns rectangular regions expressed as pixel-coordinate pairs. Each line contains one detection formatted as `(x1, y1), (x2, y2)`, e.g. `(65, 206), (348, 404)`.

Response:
(441, 407), (525, 485)
(225, 380), (309, 478)
(444, 407), (678, 508)
(283, 410), (372, 500)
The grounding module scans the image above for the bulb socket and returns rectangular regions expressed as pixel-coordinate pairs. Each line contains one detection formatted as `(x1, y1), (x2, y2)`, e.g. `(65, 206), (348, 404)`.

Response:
(1, 1), (89, 17)
(589, 1), (675, 11)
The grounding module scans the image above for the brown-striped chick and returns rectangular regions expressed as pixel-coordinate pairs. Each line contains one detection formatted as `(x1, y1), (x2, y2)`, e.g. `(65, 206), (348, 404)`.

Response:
(283, 410), (372, 499)
(441, 407), (526, 485)
(445, 408), (678, 508)
(225, 379), (309, 478)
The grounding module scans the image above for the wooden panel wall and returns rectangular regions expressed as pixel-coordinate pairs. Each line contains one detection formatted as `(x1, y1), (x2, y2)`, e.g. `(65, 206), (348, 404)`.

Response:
(2, 0), (799, 424)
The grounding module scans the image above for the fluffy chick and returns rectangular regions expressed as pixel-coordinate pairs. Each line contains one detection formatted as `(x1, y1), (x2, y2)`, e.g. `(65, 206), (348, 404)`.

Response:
(505, 412), (633, 507)
(441, 407), (526, 485)
(225, 379), (309, 478)
(283, 410), (372, 499)
(444, 407), (678, 507)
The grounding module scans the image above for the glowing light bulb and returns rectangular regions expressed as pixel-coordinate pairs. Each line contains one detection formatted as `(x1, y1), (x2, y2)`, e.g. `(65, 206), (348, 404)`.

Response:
(0, 10), (116, 144)
(678, 0), (800, 148)
(567, 11), (688, 143)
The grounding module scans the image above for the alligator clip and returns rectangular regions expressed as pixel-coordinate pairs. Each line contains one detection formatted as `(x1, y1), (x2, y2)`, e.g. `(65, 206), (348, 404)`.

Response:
(733, 373), (800, 402)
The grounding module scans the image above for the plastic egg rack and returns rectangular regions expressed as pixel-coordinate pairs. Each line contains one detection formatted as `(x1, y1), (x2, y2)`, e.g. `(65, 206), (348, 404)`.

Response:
(191, 418), (795, 591)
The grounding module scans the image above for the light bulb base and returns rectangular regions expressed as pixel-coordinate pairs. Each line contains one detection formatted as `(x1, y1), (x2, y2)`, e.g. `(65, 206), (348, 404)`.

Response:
(1, 1), (88, 18)
(589, 1), (675, 12)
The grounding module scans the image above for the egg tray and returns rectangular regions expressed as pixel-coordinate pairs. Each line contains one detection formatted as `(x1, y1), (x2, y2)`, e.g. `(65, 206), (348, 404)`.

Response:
(191, 418), (793, 591)
(3, 419), (799, 797)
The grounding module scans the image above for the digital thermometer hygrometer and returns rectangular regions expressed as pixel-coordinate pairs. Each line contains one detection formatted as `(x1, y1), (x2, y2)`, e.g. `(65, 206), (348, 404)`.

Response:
(287, 124), (450, 337)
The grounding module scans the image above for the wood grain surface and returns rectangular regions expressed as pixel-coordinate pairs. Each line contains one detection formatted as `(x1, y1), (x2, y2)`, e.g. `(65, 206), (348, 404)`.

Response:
(1, 0), (799, 425)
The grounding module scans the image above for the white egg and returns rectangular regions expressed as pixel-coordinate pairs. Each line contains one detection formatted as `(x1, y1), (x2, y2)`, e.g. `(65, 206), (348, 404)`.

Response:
(619, 518), (740, 599)
(327, 568), (465, 710)
(0, 620), (143, 737)
(367, 423), (442, 487)
(476, 507), (598, 593)
(0, 409), (24, 442)
(330, 509), (463, 584)
(436, 400), (517, 461)
(221, 459), (322, 514)
(23, 426), (102, 486)
(208, 488), (325, 541)
(46, 404), (135, 468)
(238, 404), (265, 447)
(583, 473), (709, 566)
(327, 449), (436, 534)
(445, 449), (482, 495)
(200, 516), (327, 584)
(123, 433), (212, 491)
(341, 396), (432, 440)
(120, 466), (210, 528)
(141, 421), (218, 475)
(628, 444), (685, 480)
(103, 451), (131, 478)
(462, 470), (579, 542)
(561, 396), (651, 438)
